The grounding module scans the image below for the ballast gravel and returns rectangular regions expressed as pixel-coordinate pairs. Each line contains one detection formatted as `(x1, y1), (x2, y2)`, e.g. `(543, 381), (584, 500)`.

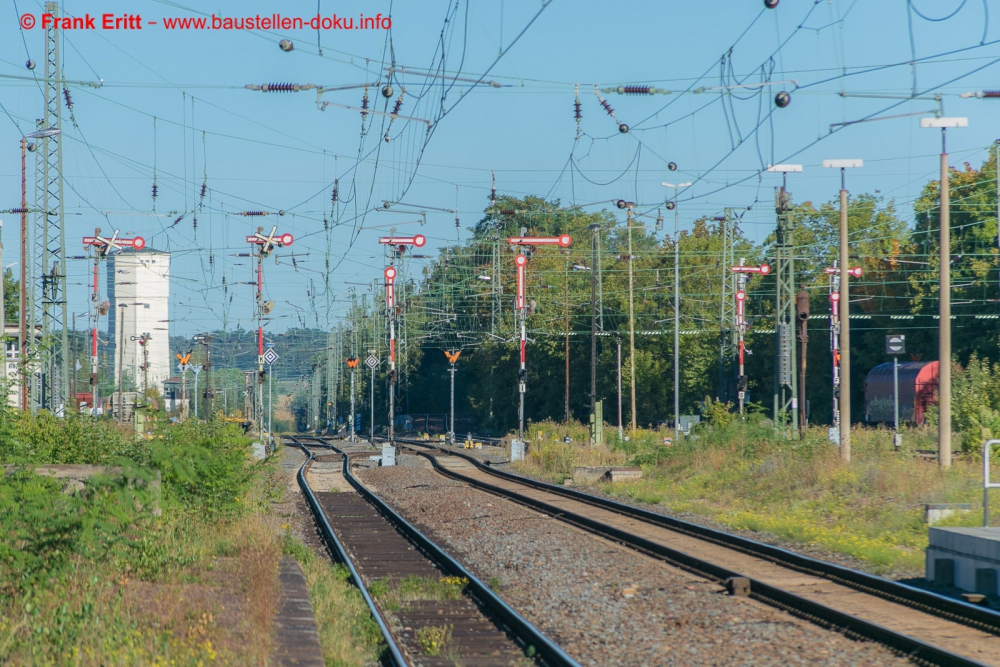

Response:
(357, 465), (912, 667)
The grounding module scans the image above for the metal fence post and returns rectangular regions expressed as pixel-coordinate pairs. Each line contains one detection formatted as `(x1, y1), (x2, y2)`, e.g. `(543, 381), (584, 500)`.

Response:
(983, 439), (1000, 527)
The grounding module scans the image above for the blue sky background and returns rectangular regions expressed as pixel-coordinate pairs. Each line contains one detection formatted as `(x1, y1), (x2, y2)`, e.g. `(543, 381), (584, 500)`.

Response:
(1, 0), (999, 337)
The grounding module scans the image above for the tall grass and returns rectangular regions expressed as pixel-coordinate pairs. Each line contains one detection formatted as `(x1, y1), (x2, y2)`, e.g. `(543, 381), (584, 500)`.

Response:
(515, 417), (987, 575)
(0, 410), (288, 664)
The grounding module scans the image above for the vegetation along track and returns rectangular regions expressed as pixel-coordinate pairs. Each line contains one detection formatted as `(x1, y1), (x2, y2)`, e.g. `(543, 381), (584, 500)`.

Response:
(287, 435), (579, 667)
(350, 435), (1000, 667)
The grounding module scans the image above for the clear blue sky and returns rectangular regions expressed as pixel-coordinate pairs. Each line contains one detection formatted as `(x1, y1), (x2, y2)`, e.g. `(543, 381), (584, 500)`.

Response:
(1, 0), (999, 337)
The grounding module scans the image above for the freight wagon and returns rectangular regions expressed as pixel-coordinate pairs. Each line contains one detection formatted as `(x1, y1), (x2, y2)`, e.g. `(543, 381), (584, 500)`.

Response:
(864, 360), (938, 424)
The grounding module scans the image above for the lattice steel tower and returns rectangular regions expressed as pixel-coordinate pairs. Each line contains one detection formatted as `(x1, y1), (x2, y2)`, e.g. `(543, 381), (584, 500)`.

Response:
(773, 186), (799, 433)
(717, 208), (737, 402)
(31, 2), (69, 413)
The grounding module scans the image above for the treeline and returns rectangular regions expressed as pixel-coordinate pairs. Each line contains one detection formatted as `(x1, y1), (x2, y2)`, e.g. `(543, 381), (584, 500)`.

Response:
(317, 150), (1000, 435)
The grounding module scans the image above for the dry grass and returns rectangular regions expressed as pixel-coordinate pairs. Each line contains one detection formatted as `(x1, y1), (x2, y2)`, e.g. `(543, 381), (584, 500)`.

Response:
(514, 419), (987, 575)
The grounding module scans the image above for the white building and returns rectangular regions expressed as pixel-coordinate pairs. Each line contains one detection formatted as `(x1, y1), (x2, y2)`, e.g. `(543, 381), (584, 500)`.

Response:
(108, 248), (170, 395)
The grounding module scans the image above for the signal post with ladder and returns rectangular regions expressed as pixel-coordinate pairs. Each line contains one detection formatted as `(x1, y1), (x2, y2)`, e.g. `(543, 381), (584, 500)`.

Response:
(825, 264), (862, 443)
(729, 261), (771, 415)
(245, 226), (293, 440)
(378, 234), (425, 445)
(508, 233), (573, 456)
(83, 229), (144, 416)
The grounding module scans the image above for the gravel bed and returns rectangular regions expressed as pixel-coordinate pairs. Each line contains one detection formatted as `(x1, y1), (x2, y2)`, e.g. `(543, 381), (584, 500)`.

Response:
(491, 463), (924, 581)
(357, 466), (912, 667)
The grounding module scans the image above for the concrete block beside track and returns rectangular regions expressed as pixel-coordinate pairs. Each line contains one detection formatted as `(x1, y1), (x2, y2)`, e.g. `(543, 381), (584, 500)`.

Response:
(927, 526), (1000, 595)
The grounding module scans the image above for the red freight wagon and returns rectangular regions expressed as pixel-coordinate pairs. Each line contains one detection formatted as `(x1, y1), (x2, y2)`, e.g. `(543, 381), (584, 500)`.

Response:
(864, 361), (938, 424)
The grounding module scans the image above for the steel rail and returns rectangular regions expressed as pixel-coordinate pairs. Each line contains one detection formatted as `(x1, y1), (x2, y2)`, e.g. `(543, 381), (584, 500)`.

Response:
(295, 436), (581, 667)
(388, 437), (990, 667)
(289, 439), (408, 667)
(394, 437), (1000, 634)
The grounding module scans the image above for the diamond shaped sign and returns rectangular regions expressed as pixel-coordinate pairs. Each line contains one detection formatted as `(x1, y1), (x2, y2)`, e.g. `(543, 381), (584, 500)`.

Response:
(365, 354), (380, 370)
(263, 348), (279, 365)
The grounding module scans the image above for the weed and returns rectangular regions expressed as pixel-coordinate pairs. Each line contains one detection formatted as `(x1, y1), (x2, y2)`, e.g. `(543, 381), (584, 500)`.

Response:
(488, 576), (502, 591)
(416, 624), (452, 656)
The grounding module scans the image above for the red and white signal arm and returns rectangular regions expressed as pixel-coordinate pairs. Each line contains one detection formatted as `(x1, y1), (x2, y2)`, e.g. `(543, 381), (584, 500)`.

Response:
(120, 236), (146, 250)
(379, 234), (426, 247)
(508, 234), (573, 248)
(830, 292), (841, 303)
(384, 266), (397, 309)
(279, 233), (294, 246)
(730, 263), (770, 275)
(823, 266), (862, 277)
(514, 254), (527, 310)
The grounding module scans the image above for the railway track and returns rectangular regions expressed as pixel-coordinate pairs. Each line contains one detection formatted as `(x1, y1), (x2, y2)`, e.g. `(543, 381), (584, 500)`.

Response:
(286, 435), (579, 667)
(315, 434), (1000, 667)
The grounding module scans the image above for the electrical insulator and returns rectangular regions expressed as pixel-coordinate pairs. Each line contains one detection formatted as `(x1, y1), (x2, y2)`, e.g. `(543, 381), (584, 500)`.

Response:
(656, 209), (663, 231)
(665, 201), (676, 211)
(200, 182), (207, 199)
(382, 84), (393, 98)
(775, 91), (791, 108)
(26, 59), (35, 70)
(278, 39), (294, 52)
(171, 215), (183, 227)
(983, 90), (1000, 98)
(668, 162), (677, 171)
(623, 85), (650, 95)
(260, 83), (300, 92)
(500, 209), (516, 216)
(9, 208), (29, 214)
(241, 211), (267, 216)
(391, 95), (403, 116)
(618, 123), (629, 133)
(152, 182), (158, 199)
(63, 87), (73, 110)
(332, 180), (339, 203)
(192, 216), (197, 231)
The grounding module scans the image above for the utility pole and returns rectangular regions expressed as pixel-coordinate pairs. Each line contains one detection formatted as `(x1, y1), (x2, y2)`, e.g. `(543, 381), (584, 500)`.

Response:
(921, 117), (967, 469)
(767, 165), (802, 434)
(662, 182), (691, 442)
(194, 334), (214, 418)
(624, 203), (638, 435)
(823, 159), (863, 460)
(130, 333), (150, 412)
(117, 304), (127, 422)
(615, 332), (623, 441)
(508, 232), (574, 450)
(589, 223), (600, 424)
(245, 226), (293, 441)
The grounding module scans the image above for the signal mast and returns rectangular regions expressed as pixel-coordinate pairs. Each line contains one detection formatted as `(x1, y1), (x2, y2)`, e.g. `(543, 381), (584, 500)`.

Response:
(82, 228), (145, 415)
(245, 226), (293, 441)
(507, 233), (573, 455)
(729, 260), (771, 415)
(378, 233), (426, 444)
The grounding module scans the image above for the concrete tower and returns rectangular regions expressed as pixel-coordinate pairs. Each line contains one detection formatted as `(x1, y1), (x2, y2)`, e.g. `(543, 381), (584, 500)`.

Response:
(107, 248), (170, 395)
